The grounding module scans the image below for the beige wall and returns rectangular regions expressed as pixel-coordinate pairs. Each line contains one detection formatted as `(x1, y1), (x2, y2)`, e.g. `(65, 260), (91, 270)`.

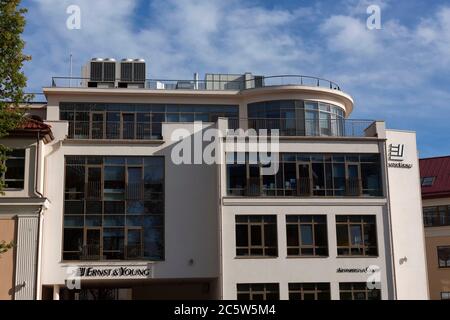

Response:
(425, 233), (450, 300)
(0, 218), (16, 300)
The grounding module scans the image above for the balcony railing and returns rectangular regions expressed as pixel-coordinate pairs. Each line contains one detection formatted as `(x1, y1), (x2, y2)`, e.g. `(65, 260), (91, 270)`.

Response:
(69, 121), (163, 140)
(84, 181), (145, 200)
(50, 75), (342, 91)
(80, 244), (144, 261)
(228, 119), (375, 138)
(229, 177), (364, 197)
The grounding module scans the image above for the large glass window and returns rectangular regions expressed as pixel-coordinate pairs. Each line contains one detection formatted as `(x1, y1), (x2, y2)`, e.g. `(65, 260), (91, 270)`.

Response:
(235, 215), (278, 257)
(289, 283), (331, 300)
(226, 153), (382, 197)
(63, 156), (164, 261)
(60, 103), (238, 140)
(248, 100), (345, 137)
(237, 283), (279, 300)
(336, 215), (378, 256)
(286, 215), (328, 256)
(339, 283), (381, 300)
(3, 149), (25, 189)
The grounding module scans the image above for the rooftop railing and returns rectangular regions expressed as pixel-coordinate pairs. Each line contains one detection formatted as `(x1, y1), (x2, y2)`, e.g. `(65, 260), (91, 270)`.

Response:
(50, 75), (342, 91)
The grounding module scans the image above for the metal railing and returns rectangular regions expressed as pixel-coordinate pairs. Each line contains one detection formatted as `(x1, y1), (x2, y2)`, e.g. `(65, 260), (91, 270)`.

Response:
(68, 121), (163, 140)
(50, 75), (342, 91)
(84, 181), (145, 200)
(80, 244), (144, 261)
(227, 119), (374, 138)
(228, 177), (364, 197)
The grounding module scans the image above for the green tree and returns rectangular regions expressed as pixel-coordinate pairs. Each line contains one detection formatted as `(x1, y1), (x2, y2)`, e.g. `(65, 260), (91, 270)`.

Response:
(0, 0), (31, 189)
(0, 0), (31, 254)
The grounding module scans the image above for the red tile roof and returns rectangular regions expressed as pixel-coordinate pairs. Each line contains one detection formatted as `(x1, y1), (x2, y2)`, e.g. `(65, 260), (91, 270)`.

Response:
(17, 118), (51, 131)
(420, 156), (450, 199)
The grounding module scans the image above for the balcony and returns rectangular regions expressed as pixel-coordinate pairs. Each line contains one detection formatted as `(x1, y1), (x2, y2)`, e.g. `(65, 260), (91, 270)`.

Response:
(229, 177), (366, 197)
(69, 121), (163, 140)
(80, 244), (144, 261)
(85, 181), (146, 200)
(50, 75), (342, 91)
(227, 119), (376, 138)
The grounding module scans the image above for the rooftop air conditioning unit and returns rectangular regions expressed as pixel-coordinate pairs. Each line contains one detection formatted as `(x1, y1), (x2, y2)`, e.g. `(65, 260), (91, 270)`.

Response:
(118, 58), (146, 88)
(81, 58), (116, 88)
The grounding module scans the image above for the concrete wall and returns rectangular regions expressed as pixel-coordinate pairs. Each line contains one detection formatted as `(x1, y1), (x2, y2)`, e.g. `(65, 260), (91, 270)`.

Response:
(220, 203), (391, 300)
(385, 130), (429, 299)
(40, 122), (220, 286)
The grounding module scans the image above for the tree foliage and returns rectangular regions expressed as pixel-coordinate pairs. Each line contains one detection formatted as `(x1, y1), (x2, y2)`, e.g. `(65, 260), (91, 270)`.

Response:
(0, 0), (31, 192)
(0, 241), (14, 255)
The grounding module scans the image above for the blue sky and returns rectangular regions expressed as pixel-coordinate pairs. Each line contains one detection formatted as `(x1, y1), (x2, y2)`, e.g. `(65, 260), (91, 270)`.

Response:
(21, 0), (450, 158)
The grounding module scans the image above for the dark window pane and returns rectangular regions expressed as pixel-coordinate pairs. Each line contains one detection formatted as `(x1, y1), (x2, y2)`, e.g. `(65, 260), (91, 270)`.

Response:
(336, 225), (349, 246)
(286, 225), (299, 247)
(236, 225), (248, 247)
(250, 225), (262, 246)
(64, 228), (83, 252)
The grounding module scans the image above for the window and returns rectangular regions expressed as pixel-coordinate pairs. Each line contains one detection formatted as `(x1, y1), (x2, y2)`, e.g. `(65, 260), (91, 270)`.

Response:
(235, 215), (277, 257)
(3, 149), (25, 189)
(421, 177), (435, 187)
(247, 100), (345, 137)
(438, 246), (450, 268)
(423, 206), (450, 227)
(237, 283), (279, 300)
(289, 283), (331, 300)
(60, 103), (238, 140)
(441, 292), (450, 300)
(336, 215), (378, 256)
(339, 283), (381, 300)
(226, 153), (382, 197)
(63, 156), (164, 261)
(286, 215), (328, 256)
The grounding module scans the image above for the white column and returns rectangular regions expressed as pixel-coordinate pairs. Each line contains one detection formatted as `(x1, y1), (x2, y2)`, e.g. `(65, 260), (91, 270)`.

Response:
(14, 214), (39, 300)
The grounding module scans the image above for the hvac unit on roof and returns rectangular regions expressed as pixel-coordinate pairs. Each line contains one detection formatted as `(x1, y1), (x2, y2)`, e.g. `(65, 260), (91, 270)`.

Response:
(118, 58), (146, 88)
(82, 58), (116, 88)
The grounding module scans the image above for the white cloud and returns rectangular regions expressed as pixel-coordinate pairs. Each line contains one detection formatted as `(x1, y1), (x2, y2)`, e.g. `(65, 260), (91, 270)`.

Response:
(320, 15), (381, 56)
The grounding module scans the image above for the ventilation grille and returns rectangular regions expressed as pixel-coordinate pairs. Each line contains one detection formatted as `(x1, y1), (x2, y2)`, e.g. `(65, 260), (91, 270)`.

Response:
(121, 63), (133, 82)
(103, 62), (116, 81)
(90, 62), (103, 81)
(133, 63), (146, 82)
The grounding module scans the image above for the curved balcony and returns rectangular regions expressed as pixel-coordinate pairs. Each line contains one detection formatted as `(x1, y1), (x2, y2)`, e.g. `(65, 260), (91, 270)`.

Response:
(50, 75), (341, 91)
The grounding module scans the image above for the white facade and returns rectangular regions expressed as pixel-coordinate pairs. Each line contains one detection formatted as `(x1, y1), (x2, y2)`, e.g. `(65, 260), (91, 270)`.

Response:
(3, 73), (429, 300)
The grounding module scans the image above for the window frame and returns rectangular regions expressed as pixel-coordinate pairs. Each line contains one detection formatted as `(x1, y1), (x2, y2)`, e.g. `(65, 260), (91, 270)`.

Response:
(62, 156), (165, 262)
(226, 153), (382, 198)
(339, 282), (381, 300)
(2, 149), (26, 190)
(421, 176), (435, 187)
(288, 283), (331, 300)
(235, 215), (278, 258)
(335, 215), (378, 257)
(237, 283), (280, 300)
(285, 215), (328, 257)
(438, 246), (450, 268)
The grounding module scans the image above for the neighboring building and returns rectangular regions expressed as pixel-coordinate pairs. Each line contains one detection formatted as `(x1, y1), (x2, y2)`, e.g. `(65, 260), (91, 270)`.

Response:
(3, 58), (429, 300)
(0, 116), (54, 300)
(420, 156), (450, 300)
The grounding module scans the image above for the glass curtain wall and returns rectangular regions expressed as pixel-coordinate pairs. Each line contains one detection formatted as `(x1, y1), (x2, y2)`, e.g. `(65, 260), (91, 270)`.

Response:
(63, 156), (164, 261)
